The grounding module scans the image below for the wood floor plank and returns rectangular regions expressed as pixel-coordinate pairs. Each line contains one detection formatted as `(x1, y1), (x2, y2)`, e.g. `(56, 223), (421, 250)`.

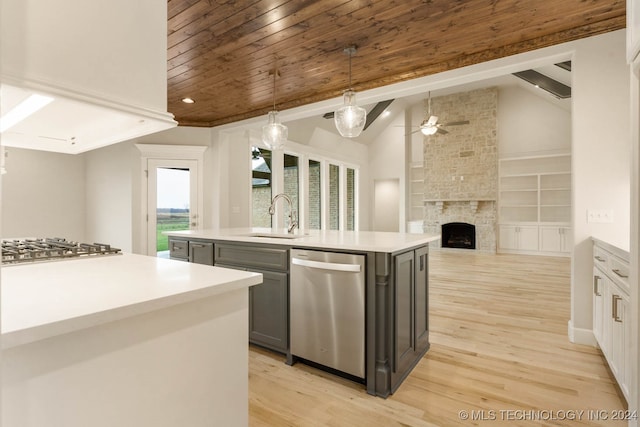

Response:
(249, 251), (627, 426)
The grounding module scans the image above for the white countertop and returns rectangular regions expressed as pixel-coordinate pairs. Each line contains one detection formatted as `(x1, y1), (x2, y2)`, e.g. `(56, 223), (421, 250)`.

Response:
(165, 228), (441, 253)
(1, 253), (262, 349)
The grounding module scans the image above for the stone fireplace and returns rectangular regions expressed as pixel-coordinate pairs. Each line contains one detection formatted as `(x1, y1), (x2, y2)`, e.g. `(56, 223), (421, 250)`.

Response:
(421, 88), (498, 252)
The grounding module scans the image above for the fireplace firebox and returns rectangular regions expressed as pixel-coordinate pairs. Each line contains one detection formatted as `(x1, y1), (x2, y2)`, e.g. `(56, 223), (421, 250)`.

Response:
(441, 222), (476, 250)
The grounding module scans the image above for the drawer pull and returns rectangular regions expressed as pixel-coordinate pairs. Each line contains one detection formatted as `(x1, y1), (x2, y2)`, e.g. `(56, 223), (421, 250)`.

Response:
(191, 243), (207, 248)
(612, 295), (623, 323)
(594, 256), (606, 262)
(612, 269), (628, 279)
(173, 245), (185, 251)
(593, 276), (601, 296)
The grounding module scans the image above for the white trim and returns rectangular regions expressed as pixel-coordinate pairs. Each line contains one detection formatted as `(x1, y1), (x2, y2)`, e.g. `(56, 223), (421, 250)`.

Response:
(567, 320), (597, 346)
(136, 144), (207, 255)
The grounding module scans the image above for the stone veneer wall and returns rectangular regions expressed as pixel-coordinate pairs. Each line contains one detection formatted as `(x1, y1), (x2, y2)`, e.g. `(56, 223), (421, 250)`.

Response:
(422, 87), (498, 252)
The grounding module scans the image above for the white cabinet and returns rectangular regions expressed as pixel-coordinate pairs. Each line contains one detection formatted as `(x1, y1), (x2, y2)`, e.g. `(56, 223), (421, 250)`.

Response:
(539, 226), (572, 254)
(592, 269), (605, 348)
(592, 239), (632, 403)
(498, 225), (538, 252)
(498, 153), (572, 256)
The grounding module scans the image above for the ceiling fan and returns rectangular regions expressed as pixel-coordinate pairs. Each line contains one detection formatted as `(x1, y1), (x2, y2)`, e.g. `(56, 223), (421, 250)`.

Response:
(411, 92), (470, 135)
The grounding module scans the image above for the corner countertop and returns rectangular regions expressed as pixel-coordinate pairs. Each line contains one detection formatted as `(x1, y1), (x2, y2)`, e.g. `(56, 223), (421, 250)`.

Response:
(1, 253), (262, 349)
(165, 228), (441, 253)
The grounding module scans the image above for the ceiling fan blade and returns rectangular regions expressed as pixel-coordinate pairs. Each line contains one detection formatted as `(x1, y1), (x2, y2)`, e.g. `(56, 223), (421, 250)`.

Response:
(436, 127), (449, 135)
(442, 120), (470, 126)
(407, 129), (423, 135)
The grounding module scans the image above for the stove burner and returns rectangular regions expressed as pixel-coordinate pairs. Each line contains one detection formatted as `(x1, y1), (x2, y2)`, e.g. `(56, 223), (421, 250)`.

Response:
(1, 237), (122, 265)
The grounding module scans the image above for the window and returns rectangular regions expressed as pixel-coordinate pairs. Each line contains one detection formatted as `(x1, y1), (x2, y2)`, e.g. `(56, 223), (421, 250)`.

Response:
(329, 164), (340, 230)
(308, 159), (321, 229)
(284, 154), (299, 230)
(250, 147), (358, 232)
(346, 168), (356, 231)
(252, 147), (272, 227)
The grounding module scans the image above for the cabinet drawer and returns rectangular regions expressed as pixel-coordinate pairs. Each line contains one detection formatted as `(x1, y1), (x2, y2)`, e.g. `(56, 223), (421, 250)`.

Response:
(609, 255), (629, 291)
(169, 238), (188, 258)
(593, 246), (609, 265)
(215, 243), (289, 271)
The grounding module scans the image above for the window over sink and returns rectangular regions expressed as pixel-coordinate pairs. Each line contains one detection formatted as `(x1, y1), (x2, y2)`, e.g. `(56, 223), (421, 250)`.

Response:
(250, 146), (358, 231)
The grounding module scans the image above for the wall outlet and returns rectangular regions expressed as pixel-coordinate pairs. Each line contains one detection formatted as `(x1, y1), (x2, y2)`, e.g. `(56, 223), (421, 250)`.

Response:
(587, 209), (614, 223)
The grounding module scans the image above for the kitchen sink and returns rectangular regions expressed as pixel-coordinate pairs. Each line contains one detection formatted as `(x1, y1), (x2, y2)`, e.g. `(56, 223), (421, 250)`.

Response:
(245, 232), (309, 239)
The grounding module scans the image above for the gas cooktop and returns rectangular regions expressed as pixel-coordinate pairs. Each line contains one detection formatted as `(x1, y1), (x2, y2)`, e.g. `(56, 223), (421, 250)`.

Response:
(1, 238), (122, 265)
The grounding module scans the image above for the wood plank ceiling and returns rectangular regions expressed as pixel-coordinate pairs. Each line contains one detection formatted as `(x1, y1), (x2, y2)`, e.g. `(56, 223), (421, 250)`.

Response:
(167, 0), (625, 128)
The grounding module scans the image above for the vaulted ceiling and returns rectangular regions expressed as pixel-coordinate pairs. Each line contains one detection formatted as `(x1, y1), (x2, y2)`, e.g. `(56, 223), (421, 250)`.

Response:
(167, 0), (625, 128)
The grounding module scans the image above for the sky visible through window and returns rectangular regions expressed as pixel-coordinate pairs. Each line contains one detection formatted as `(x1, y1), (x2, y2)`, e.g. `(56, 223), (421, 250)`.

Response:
(157, 167), (190, 209)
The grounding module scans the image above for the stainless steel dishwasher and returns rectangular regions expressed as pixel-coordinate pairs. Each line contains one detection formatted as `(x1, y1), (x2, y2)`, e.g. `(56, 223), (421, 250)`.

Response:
(290, 249), (365, 379)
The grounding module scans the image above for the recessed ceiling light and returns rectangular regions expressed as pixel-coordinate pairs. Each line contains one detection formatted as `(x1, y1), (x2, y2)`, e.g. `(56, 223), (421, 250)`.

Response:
(182, 97), (195, 104)
(381, 110), (391, 118)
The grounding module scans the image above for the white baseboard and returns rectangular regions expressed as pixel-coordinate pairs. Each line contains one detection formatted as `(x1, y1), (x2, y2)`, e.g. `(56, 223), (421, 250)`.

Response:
(567, 320), (597, 346)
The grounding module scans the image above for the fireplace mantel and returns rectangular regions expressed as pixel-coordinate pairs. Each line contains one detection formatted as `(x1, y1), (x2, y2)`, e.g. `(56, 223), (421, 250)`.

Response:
(425, 199), (495, 214)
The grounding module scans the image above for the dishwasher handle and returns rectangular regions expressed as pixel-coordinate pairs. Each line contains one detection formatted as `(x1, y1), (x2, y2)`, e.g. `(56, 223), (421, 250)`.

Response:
(291, 257), (361, 273)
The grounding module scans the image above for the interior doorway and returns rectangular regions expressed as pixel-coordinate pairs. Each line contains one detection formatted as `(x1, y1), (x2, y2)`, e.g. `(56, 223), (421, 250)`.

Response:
(373, 179), (400, 232)
(147, 159), (199, 257)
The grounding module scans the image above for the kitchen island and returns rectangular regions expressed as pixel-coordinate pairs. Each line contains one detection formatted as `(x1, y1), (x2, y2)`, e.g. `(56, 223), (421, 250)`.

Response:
(166, 228), (440, 397)
(2, 253), (262, 427)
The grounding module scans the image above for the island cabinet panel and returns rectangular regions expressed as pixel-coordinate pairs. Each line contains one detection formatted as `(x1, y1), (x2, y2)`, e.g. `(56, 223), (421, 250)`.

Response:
(248, 270), (288, 351)
(168, 237), (213, 266)
(189, 241), (214, 265)
(169, 238), (188, 259)
(414, 246), (430, 351)
(393, 251), (416, 376)
(214, 243), (289, 353)
(389, 245), (430, 393)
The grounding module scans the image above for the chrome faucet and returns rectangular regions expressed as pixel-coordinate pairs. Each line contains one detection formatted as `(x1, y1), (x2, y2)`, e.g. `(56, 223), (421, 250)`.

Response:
(269, 193), (298, 233)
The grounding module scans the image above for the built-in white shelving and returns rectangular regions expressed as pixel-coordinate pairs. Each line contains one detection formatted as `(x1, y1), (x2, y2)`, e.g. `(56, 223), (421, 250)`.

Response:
(498, 153), (572, 256)
(409, 162), (424, 221)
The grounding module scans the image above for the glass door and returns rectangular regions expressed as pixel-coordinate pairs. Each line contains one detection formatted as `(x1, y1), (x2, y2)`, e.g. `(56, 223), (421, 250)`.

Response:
(147, 159), (199, 257)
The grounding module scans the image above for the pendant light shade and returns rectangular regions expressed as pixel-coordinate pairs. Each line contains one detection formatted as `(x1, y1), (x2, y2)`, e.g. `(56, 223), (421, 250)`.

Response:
(262, 70), (288, 150)
(262, 110), (288, 150)
(334, 90), (366, 137)
(334, 46), (366, 138)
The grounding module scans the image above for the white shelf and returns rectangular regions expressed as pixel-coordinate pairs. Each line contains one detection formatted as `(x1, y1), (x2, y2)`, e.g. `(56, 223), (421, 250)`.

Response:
(498, 153), (572, 238)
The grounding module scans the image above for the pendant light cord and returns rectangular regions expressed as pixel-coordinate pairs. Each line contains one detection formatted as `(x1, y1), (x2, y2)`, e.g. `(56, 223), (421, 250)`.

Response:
(272, 70), (277, 111)
(348, 51), (352, 90)
(344, 46), (357, 91)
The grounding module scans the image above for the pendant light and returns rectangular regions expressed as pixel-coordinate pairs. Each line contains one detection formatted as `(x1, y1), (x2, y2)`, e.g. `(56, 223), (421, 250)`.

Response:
(334, 46), (367, 138)
(262, 70), (288, 150)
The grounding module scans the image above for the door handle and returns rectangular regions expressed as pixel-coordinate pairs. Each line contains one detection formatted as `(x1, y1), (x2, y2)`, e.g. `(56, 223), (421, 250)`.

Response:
(612, 269), (628, 279)
(292, 257), (361, 273)
(593, 275), (601, 296)
(612, 295), (622, 323)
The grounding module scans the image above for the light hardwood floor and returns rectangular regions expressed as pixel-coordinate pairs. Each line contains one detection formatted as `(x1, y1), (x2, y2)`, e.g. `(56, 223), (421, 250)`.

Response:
(249, 251), (627, 426)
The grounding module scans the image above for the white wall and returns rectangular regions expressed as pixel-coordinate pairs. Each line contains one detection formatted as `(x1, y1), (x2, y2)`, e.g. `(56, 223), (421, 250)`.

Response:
(498, 85), (571, 156)
(84, 142), (135, 252)
(368, 110), (406, 231)
(1, 0), (168, 111)
(571, 30), (631, 340)
(1, 147), (86, 241)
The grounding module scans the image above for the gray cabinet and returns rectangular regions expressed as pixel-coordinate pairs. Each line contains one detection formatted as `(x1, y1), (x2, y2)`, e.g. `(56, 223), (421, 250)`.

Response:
(214, 243), (289, 353)
(168, 237), (213, 265)
(189, 241), (214, 265)
(390, 246), (429, 391)
(248, 269), (288, 352)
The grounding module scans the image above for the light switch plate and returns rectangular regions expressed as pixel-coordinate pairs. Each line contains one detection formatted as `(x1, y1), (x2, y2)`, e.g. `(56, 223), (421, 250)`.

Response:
(587, 209), (614, 223)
